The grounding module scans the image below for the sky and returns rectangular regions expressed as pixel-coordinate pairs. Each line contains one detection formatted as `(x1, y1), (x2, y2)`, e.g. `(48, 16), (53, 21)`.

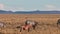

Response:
(0, 0), (59, 11)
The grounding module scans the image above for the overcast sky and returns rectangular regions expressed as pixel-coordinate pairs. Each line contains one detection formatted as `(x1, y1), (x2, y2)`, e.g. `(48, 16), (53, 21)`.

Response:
(0, 0), (59, 11)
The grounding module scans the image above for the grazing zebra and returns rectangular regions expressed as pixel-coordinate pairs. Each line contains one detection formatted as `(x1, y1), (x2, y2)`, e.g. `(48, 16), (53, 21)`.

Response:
(16, 20), (38, 32)
(57, 19), (60, 27)
(0, 22), (5, 28)
(25, 20), (38, 30)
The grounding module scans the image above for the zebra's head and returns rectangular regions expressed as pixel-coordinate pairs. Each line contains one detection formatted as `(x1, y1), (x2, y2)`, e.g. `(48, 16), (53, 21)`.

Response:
(25, 20), (37, 26)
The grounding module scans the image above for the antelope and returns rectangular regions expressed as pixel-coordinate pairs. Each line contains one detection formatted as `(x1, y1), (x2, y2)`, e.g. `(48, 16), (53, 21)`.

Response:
(16, 20), (38, 32)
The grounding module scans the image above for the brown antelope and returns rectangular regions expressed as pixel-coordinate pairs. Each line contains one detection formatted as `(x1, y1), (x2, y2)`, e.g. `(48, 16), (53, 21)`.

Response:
(16, 20), (38, 32)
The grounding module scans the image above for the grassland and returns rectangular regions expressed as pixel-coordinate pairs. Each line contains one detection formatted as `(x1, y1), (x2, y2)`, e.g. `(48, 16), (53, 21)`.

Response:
(0, 14), (60, 34)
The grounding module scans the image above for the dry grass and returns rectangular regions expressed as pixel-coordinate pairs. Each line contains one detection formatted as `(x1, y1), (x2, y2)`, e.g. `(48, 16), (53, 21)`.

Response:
(0, 14), (60, 34)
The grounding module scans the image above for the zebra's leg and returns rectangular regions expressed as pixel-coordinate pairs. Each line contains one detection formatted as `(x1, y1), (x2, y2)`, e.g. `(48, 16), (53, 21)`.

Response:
(32, 25), (36, 30)
(57, 23), (60, 29)
(57, 23), (60, 28)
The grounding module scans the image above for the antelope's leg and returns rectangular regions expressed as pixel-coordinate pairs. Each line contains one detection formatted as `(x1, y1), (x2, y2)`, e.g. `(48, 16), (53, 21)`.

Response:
(57, 23), (58, 27)
(28, 28), (30, 32)
(20, 27), (22, 32)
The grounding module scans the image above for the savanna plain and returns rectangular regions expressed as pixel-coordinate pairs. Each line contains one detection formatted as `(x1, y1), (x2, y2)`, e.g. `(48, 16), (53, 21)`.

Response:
(0, 14), (60, 34)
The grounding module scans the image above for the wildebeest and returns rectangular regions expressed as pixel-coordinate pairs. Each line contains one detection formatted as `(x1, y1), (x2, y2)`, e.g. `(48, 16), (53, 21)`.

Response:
(57, 19), (60, 27)
(16, 20), (38, 32)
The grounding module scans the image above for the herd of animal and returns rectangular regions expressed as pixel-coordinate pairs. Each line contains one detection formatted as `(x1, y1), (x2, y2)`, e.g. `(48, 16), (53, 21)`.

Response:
(0, 19), (60, 32)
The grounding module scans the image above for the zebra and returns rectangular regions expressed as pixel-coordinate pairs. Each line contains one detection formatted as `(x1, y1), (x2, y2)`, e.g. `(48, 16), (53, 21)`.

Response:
(57, 19), (60, 27)
(25, 20), (38, 30)
(0, 22), (6, 29)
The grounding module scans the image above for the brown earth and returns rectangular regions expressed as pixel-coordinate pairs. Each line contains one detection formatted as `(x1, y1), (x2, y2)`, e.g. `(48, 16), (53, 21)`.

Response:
(0, 14), (60, 34)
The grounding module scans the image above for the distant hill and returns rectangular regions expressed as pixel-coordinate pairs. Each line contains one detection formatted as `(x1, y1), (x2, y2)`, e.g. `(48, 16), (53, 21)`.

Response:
(0, 10), (60, 14)
(0, 10), (13, 14)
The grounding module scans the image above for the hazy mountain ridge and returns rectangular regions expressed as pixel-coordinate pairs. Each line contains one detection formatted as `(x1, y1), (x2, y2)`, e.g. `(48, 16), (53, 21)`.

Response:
(0, 10), (60, 14)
